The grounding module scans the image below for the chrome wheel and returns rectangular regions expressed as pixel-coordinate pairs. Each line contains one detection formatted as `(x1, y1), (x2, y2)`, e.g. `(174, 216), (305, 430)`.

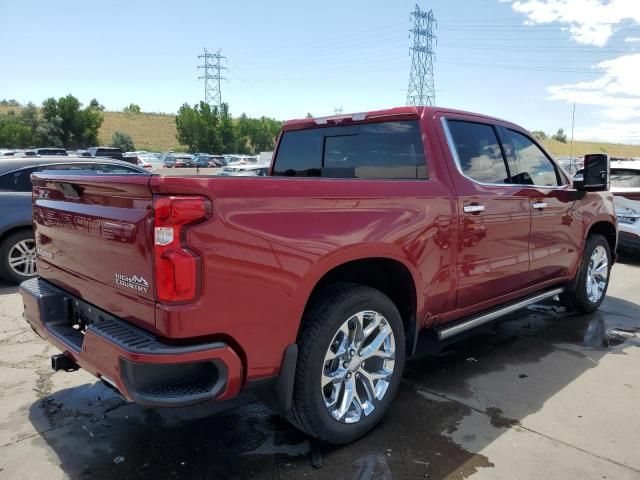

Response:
(8, 239), (37, 277)
(321, 311), (396, 424)
(586, 245), (608, 303)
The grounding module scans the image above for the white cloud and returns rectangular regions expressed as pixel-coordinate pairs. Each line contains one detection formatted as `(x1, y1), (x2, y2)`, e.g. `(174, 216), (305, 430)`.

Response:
(503, 0), (640, 46)
(547, 53), (640, 141)
(625, 37), (640, 43)
(573, 123), (640, 143)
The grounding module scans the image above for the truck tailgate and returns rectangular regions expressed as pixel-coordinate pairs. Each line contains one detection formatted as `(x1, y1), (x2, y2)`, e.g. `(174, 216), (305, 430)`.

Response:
(31, 173), (156, 330)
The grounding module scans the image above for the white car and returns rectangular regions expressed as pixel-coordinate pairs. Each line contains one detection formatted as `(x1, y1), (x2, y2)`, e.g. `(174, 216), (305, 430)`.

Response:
(218, 164), (269, 177)
(610, 161), (640, 252)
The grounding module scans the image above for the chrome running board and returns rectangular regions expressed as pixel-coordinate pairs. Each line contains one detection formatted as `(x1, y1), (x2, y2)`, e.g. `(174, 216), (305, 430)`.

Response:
(437, 287), (565, 341)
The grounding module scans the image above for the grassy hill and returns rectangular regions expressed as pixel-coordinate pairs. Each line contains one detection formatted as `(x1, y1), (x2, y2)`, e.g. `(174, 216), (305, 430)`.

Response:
(99, 112), (179, 151)
(2, 105), (640, 157)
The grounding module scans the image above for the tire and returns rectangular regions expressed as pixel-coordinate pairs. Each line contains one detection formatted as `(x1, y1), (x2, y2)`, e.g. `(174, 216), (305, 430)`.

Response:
(287, 283), (405, 444)
(0, 229), (37, 284)
(561, 234), (611, 313)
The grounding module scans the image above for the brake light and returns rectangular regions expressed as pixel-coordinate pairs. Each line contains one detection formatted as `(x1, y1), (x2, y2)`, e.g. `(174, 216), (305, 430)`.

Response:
(153, 195), (211, 303)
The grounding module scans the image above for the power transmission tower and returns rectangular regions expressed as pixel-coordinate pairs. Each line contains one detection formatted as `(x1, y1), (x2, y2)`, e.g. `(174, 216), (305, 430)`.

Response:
(333, 106), (343, 115)
(406, 5), (437, 107)
(198, 48), (227, 108)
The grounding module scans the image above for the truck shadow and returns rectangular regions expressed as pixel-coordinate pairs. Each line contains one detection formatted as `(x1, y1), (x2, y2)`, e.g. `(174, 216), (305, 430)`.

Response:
(0, 282), (19, 295)
(616, 250), (640, 267)
(27, 297), (640, 480)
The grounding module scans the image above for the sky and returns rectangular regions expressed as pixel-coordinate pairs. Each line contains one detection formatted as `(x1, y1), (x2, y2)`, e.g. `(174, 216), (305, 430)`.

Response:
(1, 0), (639, 143)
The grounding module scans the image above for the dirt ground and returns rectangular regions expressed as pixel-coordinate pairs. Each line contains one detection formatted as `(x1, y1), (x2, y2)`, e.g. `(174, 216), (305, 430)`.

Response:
(1, 257), (639, 479)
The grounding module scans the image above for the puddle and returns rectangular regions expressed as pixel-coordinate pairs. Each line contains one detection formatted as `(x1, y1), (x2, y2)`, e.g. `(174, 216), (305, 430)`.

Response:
(29, 383), (494, 480)
(582, 318), (640, 349)
(22, 297), (640, 479)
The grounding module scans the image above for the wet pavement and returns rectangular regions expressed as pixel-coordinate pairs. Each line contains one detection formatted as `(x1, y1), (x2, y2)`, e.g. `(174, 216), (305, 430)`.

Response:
(1, 258), (639, 479)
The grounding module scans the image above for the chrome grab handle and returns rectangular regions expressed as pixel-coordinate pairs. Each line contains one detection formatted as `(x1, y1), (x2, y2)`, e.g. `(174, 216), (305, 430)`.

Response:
(463, 204), (485, 214)
(532, 201), (547, 210)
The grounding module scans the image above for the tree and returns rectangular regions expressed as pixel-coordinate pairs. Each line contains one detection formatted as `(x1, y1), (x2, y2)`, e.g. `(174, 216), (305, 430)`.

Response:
(175, 102), (222, 153)
(41, 97), (58, 120)
(175, 102), (283, 154)
(34, 116), (64, 147)
(552, 128), (567, 143)
(18, 103), (39, 132)
(305, 112), (313, 118)
(123, 103), (141, 114)
(111, 131), (135, 152)
(89, 98), (105, 111)
(218, 103), (236, 153)
(0, 115), (32, 148)
(0, 103), (41, 148)
(531, 130), (547, 141)
(41, 95), (104, 148)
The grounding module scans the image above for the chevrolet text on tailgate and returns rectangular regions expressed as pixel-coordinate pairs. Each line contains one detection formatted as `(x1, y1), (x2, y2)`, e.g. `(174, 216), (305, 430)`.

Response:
(21, 107), (617, 444)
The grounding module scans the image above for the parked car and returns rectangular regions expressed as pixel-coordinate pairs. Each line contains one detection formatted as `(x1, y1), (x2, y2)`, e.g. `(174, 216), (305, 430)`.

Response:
(193, 153), (212, 167)
(122, 152), (159, 168)
(218, 163), (269, 176)
(163, 153), (194, 168)
(209, 155), (226, 167)
(86, 147), (124, 160)
(20, 107), (616, 445)
(193, 154), (225, 168)
(592, 160), (639, 253)
(34, 148), (68, 156)
(0, 157), (148, 284)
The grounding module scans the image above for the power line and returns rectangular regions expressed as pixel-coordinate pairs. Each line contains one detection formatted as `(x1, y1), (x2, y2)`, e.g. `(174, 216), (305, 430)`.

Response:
(198, 48), (227, 108)
(407, 4), (437, 107)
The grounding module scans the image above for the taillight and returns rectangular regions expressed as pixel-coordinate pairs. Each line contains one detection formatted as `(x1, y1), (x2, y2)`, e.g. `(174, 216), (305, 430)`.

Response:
(153, 195), (211, 303)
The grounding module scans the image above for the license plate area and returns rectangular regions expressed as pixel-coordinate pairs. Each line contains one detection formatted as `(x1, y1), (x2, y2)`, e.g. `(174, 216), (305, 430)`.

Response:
(43, 291), (108, 352)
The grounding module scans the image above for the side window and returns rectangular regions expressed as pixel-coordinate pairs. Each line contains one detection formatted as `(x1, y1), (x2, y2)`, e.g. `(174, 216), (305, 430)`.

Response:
(446, 120), (509, 184)
(505, 130), (560, 186)
(323, 121), (427, 179)
(0, 167), (39, 192)
(610, 169), (640, 188)
(272, 129), (323, 176)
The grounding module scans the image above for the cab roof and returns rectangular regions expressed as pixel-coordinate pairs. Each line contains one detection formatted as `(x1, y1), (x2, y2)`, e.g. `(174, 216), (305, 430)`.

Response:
(282, 106), (522, 132)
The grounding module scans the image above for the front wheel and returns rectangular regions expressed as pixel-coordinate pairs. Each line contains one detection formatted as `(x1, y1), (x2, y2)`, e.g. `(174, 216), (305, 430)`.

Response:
(562, 234), (611, 313)
(287, 284), (405, 444)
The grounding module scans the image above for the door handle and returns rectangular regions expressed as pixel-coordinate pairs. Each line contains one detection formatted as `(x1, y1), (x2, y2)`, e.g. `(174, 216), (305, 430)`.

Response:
(463, 204), (485, 214)
(532, 201), (547, 210)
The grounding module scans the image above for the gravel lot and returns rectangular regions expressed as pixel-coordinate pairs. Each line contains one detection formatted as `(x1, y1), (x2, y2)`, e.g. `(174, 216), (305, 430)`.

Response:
(1, 257), (639, 479)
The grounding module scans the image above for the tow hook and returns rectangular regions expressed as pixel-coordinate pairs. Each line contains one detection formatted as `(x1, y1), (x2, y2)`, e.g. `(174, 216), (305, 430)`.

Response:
(51, 354), (79, 372)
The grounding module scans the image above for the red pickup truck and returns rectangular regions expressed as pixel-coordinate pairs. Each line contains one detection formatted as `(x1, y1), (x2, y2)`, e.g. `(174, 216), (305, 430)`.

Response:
(21, 106), (616, 444)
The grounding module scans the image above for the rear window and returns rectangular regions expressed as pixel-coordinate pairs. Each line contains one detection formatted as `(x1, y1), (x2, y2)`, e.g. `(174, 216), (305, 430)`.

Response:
(610, 168), (640, 188)
(272, 120), (427, 179)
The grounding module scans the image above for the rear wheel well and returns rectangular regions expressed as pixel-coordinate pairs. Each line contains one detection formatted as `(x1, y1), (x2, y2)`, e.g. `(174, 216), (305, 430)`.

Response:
(302, 258), (417, 352)
(588, 221), (616, 256)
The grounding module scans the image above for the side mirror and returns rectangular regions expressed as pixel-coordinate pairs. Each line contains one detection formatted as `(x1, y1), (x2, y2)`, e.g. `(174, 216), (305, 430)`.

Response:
(574, 154), (609, 191)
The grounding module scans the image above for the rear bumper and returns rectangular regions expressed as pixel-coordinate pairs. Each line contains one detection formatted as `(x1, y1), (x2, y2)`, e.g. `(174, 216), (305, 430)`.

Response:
(20, 278), (243, 407)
